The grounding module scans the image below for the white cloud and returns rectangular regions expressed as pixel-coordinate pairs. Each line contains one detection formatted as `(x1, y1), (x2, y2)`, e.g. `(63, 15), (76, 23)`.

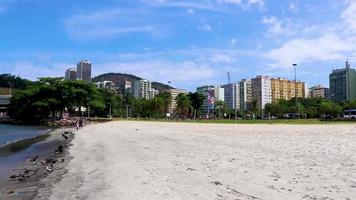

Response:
(187, 8), (195, 14)
(288, 2), (298, 13)
(143, 0), (264, 11)
(142, 0), (227, 12)
(262, 16), (291, 36)
(218, 0), (242, 4)
(342, 1), (356, 33)
(95, 60), (216, 85)
(264, 34), (355, 68)
(229, 38), (237, 47)
(64, 9), (164, 40)
(246, 0), (264, 7)
(218, 0), (264, 7)
(0, 61), (73, 80)
(197, 24), (213, 32)
(264, 1), (356, 68)
(209, 54), (234, 63)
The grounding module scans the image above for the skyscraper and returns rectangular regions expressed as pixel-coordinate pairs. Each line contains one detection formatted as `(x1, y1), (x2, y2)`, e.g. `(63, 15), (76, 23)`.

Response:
(239, 79), (253, 111)
(76, 60), (92, 82)
(197, 85), (224, 115)
(271, 78), (306, 102)
(132, 79), (153, 100)
(65, 68), (77, 80)
(251, 76), (272, 110)
(221, 83), (239, 110)
(329, 61), (356, 102)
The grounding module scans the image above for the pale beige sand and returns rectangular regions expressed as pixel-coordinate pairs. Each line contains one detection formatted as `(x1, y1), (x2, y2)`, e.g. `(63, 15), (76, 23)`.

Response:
(39, 121), (356, 200)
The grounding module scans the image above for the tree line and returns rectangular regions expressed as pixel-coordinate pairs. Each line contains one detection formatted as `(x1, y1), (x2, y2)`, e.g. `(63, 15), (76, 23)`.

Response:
(265, 98), (356, 118)
(5, 77), (206, 122)
(3, 74), (356, 122)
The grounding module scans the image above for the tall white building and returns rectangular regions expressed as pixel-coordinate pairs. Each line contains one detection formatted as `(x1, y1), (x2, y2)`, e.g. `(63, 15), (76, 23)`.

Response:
(239, 79), (253, 111)
(76, 60), (92, 82)
(197, 85), (224, 115)
(169, 88), (188, 114)
(221, 83), (239, 110)
(65, 68), (77, 80)
(251, 75), (272, 110)
(132, 79), (153, 100)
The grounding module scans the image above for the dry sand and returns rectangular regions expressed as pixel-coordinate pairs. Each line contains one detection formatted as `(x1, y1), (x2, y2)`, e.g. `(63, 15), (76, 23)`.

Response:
(38, 121), (356, 200)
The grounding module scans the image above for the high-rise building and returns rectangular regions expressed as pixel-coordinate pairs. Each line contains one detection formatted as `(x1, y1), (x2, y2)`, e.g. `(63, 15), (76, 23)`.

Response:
(124, 80), (132, 95)
(251, 76), (272, 110)
(132, 79), (153, 100)
(221, 83), (239, 110)
(168, 88), (188, 114)
(65, 68), (77, 80)
(271, 78), (306, 102)
(239, 79), (253, 111)
(214, 85), (225, 102)
(76, 60), (92, 82)
(309, 85), (330, 99)
(150, 88), (159, 99)
(197, 85), (224, 115)
(329, 61), (356, 102)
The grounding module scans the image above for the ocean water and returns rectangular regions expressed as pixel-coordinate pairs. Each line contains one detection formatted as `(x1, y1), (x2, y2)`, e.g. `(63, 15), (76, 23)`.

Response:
(0, 124), (50, 147)
(0, 124), (51, 178)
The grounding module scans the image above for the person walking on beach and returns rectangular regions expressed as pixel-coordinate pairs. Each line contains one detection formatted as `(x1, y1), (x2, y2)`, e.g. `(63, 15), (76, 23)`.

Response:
(79, 118), (84, 129)
(75, 119), (80, 130)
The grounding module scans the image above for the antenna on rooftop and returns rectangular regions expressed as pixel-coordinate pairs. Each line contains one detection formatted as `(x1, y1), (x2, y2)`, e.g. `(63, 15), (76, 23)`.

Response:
(346, 59), (351, 69)
(227, 71), (231, 84)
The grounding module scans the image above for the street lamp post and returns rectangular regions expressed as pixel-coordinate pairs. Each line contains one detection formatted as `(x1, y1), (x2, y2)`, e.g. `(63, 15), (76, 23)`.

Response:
(126, 104), (129, 119)
(8, 82), (12, 96)
(109, 103), (112, 118)
(293, 64), (298, 118)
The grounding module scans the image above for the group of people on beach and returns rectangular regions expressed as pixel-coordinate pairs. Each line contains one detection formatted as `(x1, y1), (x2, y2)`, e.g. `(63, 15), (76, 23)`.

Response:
(75, 118), (84, 130)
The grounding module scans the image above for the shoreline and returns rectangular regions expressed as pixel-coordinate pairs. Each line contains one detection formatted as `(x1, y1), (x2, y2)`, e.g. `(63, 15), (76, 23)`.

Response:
(0, 127), (76, 200)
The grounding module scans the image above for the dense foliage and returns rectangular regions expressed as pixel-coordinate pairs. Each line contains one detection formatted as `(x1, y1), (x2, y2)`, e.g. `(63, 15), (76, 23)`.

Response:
(7, 77), (180, 122)
(0, 74), (32, 89)
(265, 97), (356, 118)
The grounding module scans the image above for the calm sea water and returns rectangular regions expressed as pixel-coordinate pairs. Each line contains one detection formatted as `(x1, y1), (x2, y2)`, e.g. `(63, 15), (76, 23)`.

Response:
(0, 124), (49, 147)
(0, 124), (51, 178)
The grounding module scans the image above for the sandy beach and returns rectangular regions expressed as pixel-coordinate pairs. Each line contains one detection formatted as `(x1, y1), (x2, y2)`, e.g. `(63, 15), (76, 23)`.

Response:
(36, 121), (356, 200)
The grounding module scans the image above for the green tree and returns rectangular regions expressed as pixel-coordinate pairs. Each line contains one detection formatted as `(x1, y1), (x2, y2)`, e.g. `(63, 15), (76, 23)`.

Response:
(176, 93), (192, 117)
(187, 92), (204, 117)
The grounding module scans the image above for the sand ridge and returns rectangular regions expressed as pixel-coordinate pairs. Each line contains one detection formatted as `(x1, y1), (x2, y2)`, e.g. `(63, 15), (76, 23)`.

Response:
(40, 121), (356, 200)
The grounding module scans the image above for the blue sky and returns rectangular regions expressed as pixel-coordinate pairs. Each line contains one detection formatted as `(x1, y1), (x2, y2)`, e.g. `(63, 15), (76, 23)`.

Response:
(1, 0), (356, 91)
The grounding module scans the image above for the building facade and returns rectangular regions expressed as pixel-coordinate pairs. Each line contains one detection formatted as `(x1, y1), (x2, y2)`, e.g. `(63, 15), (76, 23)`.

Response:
(76, 60), (92, 82)
(0, 95), (11, 118)
(65, 68), (77, 80)
(132, 79), (153, 100)
(221, 83), (239, 110)
(169, 88), (188, 114)
(309, 85), (330, 99)
(251, 76), (272, 110)
(329, 61), (356, 102)
(197, 85), (224, 115)
(271, 78), (306, 102)
(239, 79), (253, 111)
(96, 81), (117, 91)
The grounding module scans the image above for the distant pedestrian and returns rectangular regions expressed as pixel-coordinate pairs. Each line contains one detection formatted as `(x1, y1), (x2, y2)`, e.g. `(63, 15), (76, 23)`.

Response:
(79, 118), (83, 129)
(75, 120), (80, 130)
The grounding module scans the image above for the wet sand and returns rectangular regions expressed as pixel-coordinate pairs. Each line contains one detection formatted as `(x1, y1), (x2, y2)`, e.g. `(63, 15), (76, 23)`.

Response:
(0, 128), (75, 200)
(40, 121), (356, 200)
